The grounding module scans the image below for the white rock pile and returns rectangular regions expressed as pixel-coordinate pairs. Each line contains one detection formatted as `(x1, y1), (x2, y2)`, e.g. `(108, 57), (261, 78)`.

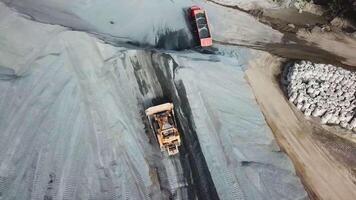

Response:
(282, 61), (356, 132)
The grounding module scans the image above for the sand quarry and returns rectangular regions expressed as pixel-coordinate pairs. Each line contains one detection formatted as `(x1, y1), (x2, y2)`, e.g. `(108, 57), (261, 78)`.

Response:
(1, 0), (356, 199)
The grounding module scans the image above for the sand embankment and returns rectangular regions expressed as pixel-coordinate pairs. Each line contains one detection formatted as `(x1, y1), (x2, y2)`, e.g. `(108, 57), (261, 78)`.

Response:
(246, 53), (356, 200)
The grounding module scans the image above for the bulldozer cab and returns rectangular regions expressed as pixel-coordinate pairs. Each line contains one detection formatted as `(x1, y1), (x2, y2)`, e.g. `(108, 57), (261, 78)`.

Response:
(155, 112), (173, 129)
(146, 103), (181, 156)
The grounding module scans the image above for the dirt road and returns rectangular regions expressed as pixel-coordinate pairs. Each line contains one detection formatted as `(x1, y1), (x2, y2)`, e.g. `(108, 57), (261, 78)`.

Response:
(208, 0), (356, 68)
(246, 53), (356, 200)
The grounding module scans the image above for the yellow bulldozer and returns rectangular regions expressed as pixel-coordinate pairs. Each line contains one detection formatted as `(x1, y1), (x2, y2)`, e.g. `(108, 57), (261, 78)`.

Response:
(145, 103), (181, 156)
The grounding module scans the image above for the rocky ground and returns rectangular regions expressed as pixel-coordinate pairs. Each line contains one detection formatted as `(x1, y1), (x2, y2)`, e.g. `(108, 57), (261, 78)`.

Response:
(282, 61), (356, 131)
(246, 54), (356, 200)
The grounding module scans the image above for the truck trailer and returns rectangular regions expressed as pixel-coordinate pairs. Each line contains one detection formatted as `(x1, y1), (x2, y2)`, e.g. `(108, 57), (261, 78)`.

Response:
(188, 5), (213, 47)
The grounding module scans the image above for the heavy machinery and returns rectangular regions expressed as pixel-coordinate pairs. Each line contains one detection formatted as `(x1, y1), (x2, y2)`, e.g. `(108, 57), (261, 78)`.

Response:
(188, 5), (213, 47)
(145, 103), (181, 156)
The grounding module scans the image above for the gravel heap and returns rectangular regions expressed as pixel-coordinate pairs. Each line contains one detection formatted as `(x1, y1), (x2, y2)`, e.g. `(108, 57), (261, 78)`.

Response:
(282, 61), (356, 132)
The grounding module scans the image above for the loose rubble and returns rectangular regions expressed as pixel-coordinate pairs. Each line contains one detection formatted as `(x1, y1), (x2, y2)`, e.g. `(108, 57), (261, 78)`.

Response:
(282, 61), (356, 132)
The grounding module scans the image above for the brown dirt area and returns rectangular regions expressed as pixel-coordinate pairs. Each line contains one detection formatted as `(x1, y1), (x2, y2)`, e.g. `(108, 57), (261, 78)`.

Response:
(246, 53), (356, 200)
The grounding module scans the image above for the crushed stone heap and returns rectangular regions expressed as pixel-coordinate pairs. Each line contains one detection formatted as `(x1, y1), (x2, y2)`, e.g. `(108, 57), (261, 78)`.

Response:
(282, 61), (356, 132)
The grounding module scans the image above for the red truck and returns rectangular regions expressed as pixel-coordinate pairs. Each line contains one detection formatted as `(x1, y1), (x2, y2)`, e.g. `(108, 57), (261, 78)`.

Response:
(189, 6), (213, 47)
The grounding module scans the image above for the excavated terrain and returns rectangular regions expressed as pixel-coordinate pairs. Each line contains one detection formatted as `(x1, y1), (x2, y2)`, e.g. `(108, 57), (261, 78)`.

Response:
(5, 0), (356, 199)
(0, 2), (308, 199)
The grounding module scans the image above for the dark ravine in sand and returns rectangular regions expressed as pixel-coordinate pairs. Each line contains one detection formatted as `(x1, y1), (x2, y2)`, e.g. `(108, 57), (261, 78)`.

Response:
(126, 51), (220, 199)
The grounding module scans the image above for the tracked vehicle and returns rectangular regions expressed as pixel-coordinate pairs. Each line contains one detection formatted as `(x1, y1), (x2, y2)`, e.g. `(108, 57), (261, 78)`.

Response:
(145, 103), (181, 156)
